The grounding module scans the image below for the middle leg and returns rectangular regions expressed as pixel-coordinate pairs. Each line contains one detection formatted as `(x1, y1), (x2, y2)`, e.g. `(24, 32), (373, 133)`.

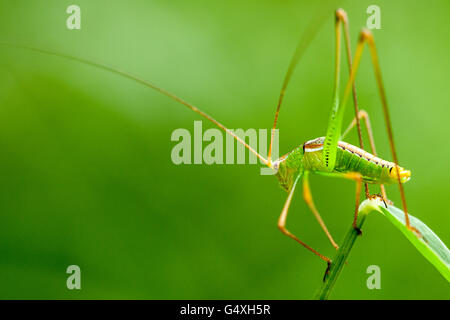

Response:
(341, 109), (388, 201)
(278, 173), (331, 264)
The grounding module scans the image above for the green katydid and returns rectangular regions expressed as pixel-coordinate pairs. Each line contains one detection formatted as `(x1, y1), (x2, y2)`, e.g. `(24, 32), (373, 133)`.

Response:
(2, 8), (448, 283)
(266, 9), (415, 267)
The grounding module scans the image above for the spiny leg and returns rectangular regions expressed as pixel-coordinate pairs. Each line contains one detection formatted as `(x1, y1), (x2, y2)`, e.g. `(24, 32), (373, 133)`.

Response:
(335, 9), (364, 152)
(341, 110), (388, 200)
(341, 172), (363, 234)
(322, 26), (415, 234)
(344, 30), (414, 232)
(342, 110), (375, 153)
(278, 173), (331, 264)
(322, 9), (364, 172)
(350, 174), (363, 234)
(335, 9), (371, 199)
(302, 171), (339, 250)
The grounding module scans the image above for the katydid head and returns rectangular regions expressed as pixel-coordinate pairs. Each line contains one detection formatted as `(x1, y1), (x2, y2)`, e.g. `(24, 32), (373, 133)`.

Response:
(273, 146), (305, 193)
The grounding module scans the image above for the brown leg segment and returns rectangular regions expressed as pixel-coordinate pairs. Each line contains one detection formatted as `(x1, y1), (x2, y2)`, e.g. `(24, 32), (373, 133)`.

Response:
(335, 9), (369, 198)
(358, 30), (413, 231)
(339, 172), (364, 233)
(351, 175), (363, 234)
(335, 27), (415, 234)
(278, 174), (331, 264)
(341, 109), (388, 201)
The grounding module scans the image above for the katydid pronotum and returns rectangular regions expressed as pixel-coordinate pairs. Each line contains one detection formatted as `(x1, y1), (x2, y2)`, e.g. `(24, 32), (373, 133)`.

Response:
(3, 9), (420, 273)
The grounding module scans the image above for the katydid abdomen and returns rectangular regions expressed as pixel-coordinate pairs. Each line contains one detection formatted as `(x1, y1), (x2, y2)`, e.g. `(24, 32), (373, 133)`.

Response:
(332, 140), (410, 184)
(275, 136), (411, 193)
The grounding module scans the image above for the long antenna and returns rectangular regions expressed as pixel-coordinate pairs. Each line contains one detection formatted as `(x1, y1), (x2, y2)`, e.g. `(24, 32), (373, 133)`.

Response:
(267, 0), (343, 164)
(1, 42), (269, 166)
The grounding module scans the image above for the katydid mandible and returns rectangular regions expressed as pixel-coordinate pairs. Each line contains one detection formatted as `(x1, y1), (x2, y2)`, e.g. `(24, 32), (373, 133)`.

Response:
(3, 9), (418, 269)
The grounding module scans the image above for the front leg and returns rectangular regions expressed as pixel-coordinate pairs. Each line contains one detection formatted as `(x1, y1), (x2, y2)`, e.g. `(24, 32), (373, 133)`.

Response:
(277, 172), (331, 264)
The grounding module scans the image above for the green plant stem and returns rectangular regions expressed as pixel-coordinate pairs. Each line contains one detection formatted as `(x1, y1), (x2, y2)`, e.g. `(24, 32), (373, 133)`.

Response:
(315, 205), (371, 300)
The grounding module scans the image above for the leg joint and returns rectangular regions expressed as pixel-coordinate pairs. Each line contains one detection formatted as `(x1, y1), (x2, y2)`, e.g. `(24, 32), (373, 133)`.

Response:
(360, 29), (374, 42)
(335, 8), (348, 23)
(358, 109), (368, 119)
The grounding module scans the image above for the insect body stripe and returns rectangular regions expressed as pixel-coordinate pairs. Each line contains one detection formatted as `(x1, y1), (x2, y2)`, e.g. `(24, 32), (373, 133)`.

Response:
(338, 141), (394, 169)
(304, 146), (324, 153)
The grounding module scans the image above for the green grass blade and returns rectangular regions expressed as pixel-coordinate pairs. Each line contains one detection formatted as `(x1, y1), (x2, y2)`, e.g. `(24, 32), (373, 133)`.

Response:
(361, 199), (450, 281)
(316, 199), (449, 300)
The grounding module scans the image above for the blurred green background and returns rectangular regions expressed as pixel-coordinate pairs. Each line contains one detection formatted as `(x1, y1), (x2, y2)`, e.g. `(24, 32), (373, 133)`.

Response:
(0, 0), (448, 299)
